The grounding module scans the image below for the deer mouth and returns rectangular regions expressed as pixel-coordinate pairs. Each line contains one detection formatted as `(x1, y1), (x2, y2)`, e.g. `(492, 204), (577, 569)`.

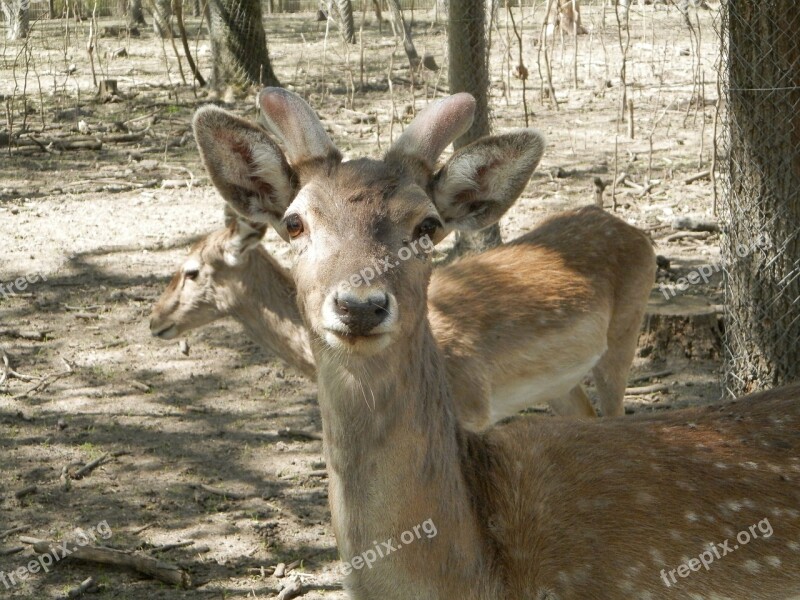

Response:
(323, 328), (393, 353)
(153, 324), (178, 340)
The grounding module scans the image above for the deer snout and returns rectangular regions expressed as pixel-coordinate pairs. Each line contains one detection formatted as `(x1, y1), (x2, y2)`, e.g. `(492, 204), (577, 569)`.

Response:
(149, 313), (178, 339)
(332, 291), (390, 336)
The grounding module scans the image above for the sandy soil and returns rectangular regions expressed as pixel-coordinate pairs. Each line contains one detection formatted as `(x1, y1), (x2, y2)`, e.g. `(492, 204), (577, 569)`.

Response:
(1, 3), (723, 597)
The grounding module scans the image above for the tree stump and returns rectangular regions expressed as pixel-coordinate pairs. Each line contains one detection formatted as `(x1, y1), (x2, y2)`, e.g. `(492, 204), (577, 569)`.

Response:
(99, 80), (118, 100)
(638, 293), (723, 362)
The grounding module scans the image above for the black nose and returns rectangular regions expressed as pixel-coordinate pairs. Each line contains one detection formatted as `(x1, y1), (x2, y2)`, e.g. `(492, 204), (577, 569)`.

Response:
(333, 292), (389, 335)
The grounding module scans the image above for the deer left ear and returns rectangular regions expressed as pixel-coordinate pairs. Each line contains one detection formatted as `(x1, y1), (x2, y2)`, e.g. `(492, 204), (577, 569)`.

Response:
(223, 218), (268, 267)
(431, 130), (545, 232)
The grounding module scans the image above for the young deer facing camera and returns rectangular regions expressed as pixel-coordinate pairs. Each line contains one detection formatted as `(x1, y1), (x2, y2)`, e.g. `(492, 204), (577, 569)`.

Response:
(151, 208), (654, 424)
(190, 89), (800, 599)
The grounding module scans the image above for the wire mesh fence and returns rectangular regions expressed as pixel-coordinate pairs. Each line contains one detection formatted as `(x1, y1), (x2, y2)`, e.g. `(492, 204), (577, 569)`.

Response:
(716, 0), (800, 397)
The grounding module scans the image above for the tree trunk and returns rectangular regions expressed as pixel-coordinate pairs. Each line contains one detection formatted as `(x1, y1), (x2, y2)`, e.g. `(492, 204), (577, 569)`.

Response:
(557, 0), (586, 35)
(152, 0), (172, 37)
(385, 0), (419, 68)
(130, 0), (146, 24)
(1, 0), (29, 40)
(120, 0), (146, 26)
(722, 0), (800, 395)
(371, 0), (381, 28)
(208, 0), (280, 89)
(434, 0), (447, 22)
(329, 0), (355, 43)
(446, 0), (499, 257)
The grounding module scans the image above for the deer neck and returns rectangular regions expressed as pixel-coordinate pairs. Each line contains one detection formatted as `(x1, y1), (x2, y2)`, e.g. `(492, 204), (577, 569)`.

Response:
(225, 249), (316, 379)
(314, 322), (489, 596)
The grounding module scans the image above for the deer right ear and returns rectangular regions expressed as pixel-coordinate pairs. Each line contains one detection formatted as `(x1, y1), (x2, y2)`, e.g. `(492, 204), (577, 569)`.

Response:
(193, 106), (296, 233)
(431, 130), (546, 232)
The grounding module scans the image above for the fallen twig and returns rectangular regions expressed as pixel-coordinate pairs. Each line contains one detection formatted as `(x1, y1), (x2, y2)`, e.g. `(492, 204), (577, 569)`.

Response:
(663, 231), (710, 243)
(629, 370), (673, 384)
(0, 349), (9, 387)
(73, 312), (101, 320)
(1, 349), (41, 386)
(12, 361), (73, 400)
(72, 452), (112, 480)
(276, 577), (304, 600)
(148, 540), (195, 554)
(0, 545), (25, 556)
(277, 428), (322, 441)
(22, 537), (191, 588)
(684, 169), (711, 184)
(0, 328), (51, 341)
(191, 483), (251, 500)
(131, 523), (155, 535)
(14, 485), (38, 499)
(625, 383), (669, 396)
(57, 576), (97, 600)
(64, 304), (102, 312)
(0, 525), (30, 539)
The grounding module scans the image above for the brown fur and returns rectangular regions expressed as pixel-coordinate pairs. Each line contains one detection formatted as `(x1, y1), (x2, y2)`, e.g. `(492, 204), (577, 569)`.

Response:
(151, 205), (654, 425)
(191, 91), (800, 599)
(149, 226), (316, 378)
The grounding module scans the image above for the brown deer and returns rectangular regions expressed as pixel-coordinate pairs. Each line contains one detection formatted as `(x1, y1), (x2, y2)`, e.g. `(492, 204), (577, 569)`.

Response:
(149, 219), (317, 379)
(189, 88), (800, 599)
(150, 205), (655, 425)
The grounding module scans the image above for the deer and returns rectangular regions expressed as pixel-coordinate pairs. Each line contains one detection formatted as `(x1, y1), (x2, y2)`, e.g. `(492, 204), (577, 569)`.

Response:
(189, 88), (800, 596)
(189, 88), (800, 599)
(149, 219), (317, 380)
(150, 202), (656, 426)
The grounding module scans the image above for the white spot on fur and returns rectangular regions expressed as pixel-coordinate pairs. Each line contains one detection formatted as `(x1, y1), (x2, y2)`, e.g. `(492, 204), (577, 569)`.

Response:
(686, 511), (699, 522)
(726, 500), (742, 512)
(742, 559), (761, 574)
(766, 556), (781, 568)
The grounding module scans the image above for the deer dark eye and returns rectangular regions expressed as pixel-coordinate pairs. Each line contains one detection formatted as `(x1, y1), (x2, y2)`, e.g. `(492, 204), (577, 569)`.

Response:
(415, 217), (442, 241)
(284, 214), (305, 239)
(184, 267), (200, 280)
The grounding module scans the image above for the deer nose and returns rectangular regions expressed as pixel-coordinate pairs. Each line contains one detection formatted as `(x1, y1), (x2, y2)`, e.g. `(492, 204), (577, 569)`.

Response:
(333, 292), (390, 335)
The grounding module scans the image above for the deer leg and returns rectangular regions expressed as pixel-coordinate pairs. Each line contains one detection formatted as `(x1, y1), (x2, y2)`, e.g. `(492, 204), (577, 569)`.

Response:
(549, 384), (597, 418)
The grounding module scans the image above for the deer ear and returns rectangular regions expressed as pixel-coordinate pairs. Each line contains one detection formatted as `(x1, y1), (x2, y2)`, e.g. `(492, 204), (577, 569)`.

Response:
(223, 218), (268, 267)
(431, 130), (545, 232)
(193, 106), (296, 230)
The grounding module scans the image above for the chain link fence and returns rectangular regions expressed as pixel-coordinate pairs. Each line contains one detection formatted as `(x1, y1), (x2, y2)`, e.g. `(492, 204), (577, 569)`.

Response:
(716, 0), (800, 396)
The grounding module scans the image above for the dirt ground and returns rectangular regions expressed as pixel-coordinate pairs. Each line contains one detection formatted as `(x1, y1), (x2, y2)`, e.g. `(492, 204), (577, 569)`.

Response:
(1, 3), (724, 598)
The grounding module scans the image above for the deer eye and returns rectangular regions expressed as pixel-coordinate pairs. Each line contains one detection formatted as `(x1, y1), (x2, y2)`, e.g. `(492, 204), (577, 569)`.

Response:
(283, 214), (305, 239)
(184, 267), (200, 280)
(414, 217), (442, 241)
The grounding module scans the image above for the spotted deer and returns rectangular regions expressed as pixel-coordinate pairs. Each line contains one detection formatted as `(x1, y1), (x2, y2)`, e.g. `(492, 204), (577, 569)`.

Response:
(150, 206), (655, 425)
(189, 88), (800, 599)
